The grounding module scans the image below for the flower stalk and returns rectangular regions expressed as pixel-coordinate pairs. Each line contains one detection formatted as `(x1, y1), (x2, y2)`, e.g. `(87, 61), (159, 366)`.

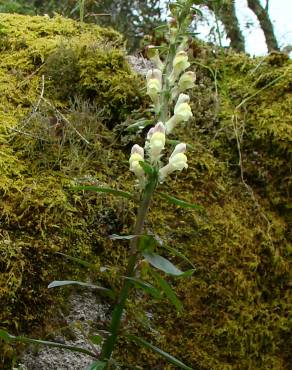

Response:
(100, 173), (158, 362)
(100, 0), (196, 365)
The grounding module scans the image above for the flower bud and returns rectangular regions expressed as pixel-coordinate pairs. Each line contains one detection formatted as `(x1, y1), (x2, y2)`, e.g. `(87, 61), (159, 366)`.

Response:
(146, 46), (164, 71)
(168, 18), (178, 43)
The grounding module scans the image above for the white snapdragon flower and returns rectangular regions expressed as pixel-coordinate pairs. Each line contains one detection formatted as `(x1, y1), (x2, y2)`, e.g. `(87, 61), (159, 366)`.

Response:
(159, 143), (188, 181)
(178, 71), (196, 91)
(146, 69), (162, 112)
(146, 122), (166, 163)
(129, 144), (145, 179)
(165, 93), (193, 133)
(171, 71), (196, 100)
(169, 51), (190, 85)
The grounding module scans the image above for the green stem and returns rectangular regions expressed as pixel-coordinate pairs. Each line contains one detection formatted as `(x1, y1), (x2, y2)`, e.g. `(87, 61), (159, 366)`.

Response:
(79, 0), (85, 22)
(100, 178), (157, 362)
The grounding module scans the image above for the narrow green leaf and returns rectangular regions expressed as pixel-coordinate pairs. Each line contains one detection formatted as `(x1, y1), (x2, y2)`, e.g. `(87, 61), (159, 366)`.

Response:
(125, 277), (161, 299)
(109, 234), (138, 240)
(85, 361), (107, 370)
(0, 329), (96, 357)
(178, 269), (195, 278)
(127, 334), (193, 370)
(157, 192), (202, 210)
(72, 185), (133, 200)
(70, 3), (79, 14)
(56, 252), (98, 270)
(151, 270), (182, 311)
(0, 329), (12, 342)
(162, 245), (196, 269)
(125, 119), (153, 132)
(48, 280), (115, 299)
(153, 24), (168, 31)
(143, 252), (183, 276)
(90, 334), (102, 346)
(139, 161), (153, 175)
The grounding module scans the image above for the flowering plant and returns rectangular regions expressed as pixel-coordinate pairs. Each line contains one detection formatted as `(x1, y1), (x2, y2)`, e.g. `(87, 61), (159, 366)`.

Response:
(0, 1), (201, 369)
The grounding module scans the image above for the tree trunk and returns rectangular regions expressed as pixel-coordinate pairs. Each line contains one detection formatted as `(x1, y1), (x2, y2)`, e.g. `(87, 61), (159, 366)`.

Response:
(217, 2), (245, 53)
(203, 0), (245, 53)
(247, 0), (279, 52)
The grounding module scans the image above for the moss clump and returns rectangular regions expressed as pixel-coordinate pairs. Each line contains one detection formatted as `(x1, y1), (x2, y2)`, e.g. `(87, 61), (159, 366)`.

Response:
(0, 13), (140, 368)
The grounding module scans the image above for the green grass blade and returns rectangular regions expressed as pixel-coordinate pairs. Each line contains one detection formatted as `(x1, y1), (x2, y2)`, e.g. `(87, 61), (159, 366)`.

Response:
(56, 252), (98, 270)
(0, 329), (96, 357)
(48, 280), (115, 299)
(151, 270), (182, 311)
(157, 192), (202, 210)
(124, 277), (162, 299)
(127, 334), (193, 369)
(162, 245), (196, 269)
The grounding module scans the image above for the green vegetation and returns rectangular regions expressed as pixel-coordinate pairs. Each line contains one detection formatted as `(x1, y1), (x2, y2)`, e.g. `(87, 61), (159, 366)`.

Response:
(0, 12), (291, 369)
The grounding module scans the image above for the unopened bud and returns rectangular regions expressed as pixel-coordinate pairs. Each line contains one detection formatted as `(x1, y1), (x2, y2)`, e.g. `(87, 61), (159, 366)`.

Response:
(146, 46), (164, 71)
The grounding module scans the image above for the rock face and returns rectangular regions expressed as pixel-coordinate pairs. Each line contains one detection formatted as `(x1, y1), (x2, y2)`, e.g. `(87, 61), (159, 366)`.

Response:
(1, 13), (291, 370)
(19, 292), (109, 370)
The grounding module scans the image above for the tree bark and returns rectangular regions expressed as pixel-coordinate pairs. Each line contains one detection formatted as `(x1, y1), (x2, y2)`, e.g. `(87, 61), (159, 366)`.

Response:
(247, 0), (279, 52)
(217, 2), (245, 52)
(203, 0), (245, 53)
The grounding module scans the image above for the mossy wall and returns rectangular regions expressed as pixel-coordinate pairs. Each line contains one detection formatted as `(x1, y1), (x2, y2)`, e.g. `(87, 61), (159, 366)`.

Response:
(0, 13), (291, 369)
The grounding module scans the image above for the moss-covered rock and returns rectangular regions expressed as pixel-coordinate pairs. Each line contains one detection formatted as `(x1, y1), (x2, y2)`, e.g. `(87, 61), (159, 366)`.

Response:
(0, 13), (141, 368)
(0, 13), (291, 370)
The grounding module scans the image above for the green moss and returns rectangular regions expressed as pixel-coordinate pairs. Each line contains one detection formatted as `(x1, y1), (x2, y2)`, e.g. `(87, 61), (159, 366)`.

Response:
(0, 13), (291, 370)
(0, 13), (140, 368)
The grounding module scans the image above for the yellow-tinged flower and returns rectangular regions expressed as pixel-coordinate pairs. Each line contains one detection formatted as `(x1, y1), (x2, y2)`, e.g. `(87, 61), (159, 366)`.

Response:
(129, 145), (145, 179)
(159, 143), (188, 181)
(169, 51), (190, 85)
(146, 69), (162, 111)
(147, 122), (166, 163)
(165, 94), (193, 133)
(169, 152), (188, 170)
(178, 71), (196, 91)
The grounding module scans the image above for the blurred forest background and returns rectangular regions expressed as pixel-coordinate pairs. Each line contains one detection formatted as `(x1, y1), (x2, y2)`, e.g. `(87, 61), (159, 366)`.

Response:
(0, 0), (288, 53)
